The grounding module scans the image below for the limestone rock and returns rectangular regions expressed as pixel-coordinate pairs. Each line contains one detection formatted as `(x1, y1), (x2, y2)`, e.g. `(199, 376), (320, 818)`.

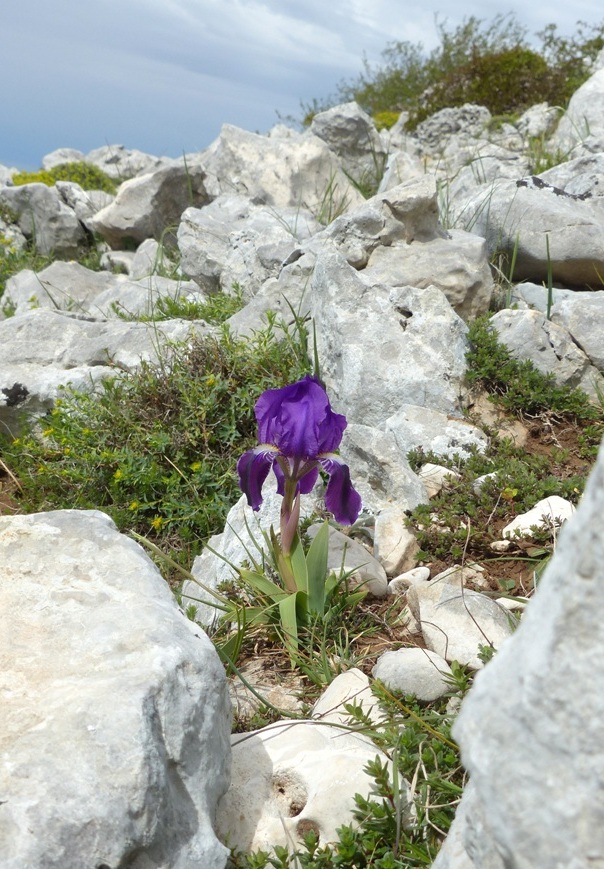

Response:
(490, 308), (604, 400)
(3, 260), (121, 317)
(86, 144), (174, 180)
(459, 176), (604, 287)
(310, 101), (387, 189)
(415, 567), (514, 669)
(200, 123), (365, 216)
(373, 648), (453, 701)
(363, 227), (494, 321)
(310, 250), (469, 427)
(502, 495), (575, 539)
(339, 424), (428, 516)
(418, 463), (461, 498)
(0, 309), (211, 431)
(307, 522), (388, 597)
(178, 194), (319, 295)
(312, 668), (384, 727)
(374, 505), (420, 576)
(0, 510), (231, 869)
(216, 720), (404, 854)
(552, 63), (604, 155)
(91, 162), (209, 248)
(0, 182), (88, 256)
(41, 147), (86, 169)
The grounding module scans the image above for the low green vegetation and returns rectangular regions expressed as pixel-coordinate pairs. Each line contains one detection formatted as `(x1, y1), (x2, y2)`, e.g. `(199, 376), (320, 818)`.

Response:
(406, 317), (603, 569)
(12, 161), (117, 194)
(302, 13), (604, 131)
(0, 315), (310, 569)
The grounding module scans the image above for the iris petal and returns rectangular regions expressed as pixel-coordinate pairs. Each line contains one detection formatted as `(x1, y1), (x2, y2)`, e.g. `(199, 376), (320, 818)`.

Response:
(320, 454), (362, 525)
(253, 375), (346, 462)
(298, 466), (319, 495)
(236, 445), (278, 511)
(277, 377), (327, 459)
(272, 461), (286, 496)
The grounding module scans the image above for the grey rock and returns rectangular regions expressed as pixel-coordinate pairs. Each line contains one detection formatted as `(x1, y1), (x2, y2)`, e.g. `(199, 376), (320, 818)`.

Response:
(91, 274), (205, 319)
(491, 307), (604, 400)
(307, 523), (388, 597)
(180, 484), (320, 612)
(372, 648), (453, 701)
(459, 177), (604, 287)
(1, 164), (18, 185)
(539, 152), (604, 206)
(178, 194), (319, 295)
(55, 180), (114, 230)
(364, 209), (496, 323)
(385, 404), (488, 460)
(310, 101), (387, 190)
(41, 147), (86, 169)
(0, 509), (230, 869)
(3, 260), (121, 317)
(225, 252), (315, 338)
(414, 566), (515, 669)
(377, 150), (425, 193)
(0, 309), (211, 431)
(339, 424), (428, 515)
(414, 104), (492, 154)
(86, 144), (175, 180)
(515, 102), (559, 139)
(550, 291), (604, 371)
(200, 123), (365, 217)
(0, 182), (88, 255)
(373, 505), (419, 577)
(91, 162), (209, 248)
(551, 64), (604, 155)
(310, 250), (469, 426)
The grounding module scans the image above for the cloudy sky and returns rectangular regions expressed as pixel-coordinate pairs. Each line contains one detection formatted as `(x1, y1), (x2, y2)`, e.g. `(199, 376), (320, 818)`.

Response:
(3, 0), (604, 170)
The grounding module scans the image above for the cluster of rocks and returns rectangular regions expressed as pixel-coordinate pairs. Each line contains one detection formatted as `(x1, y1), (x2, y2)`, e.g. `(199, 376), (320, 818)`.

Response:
(3, 48), (604, 869)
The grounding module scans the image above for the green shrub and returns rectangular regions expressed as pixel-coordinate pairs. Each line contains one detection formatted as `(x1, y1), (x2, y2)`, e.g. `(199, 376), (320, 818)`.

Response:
(12, 162), (117, 194)
(303, 14), (604, 132)
(372, 111), (401, 130)
(410, 47), (550, 128)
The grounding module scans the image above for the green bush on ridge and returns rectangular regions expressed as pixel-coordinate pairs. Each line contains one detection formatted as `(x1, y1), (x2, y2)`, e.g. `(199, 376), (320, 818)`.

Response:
(301, 13), (604, 131)
(12, 161), (117, 194)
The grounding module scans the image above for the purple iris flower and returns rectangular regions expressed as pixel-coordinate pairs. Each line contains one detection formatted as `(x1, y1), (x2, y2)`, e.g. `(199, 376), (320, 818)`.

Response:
(237, 375), (362, 547)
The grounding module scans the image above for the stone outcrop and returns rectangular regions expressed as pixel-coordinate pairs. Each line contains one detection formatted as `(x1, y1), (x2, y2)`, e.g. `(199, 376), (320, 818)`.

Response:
(0, 510), (231, 869)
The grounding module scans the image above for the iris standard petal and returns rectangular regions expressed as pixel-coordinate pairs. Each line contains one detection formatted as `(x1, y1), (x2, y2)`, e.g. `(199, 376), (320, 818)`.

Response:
(316, 405), (347, 454)
(277, 376), (328, 459)
(236, 445), (278, 511)
(255, 384), (292, 445)
(320, 454), (362, 526)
